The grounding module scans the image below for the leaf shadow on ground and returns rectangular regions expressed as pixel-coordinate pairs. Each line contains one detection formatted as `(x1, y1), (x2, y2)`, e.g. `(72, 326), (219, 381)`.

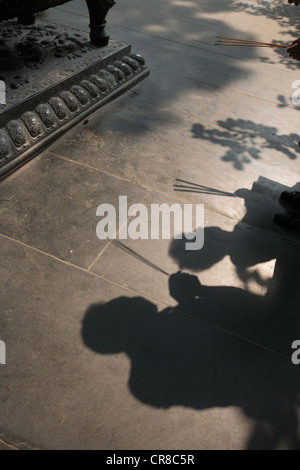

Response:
(191, 119), (300, 170)
(231, 0), (300, 70)
(48, 0), (299, 159)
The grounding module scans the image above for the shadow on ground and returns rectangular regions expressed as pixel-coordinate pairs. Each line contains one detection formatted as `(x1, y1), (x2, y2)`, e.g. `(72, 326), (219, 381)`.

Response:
(191, 119), (300, 170)
(82, 176), (300, 450)
(46, 0), (299, 155)
(233, 0), (300, 70)
(113, 0), (300, 69)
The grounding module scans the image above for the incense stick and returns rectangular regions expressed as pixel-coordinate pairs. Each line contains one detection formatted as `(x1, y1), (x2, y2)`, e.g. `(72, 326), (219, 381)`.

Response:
(215, 43), (287, 48)
(215, 36), (287, 48)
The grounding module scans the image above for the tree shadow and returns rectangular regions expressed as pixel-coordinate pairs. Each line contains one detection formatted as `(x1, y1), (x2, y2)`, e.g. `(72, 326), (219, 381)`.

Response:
(191, 119), (300, 170)
(233, 0), (300, 31)
(232, 0), (300, 70)
(82, 176), (300, 449)
(43, 0), (299, 159)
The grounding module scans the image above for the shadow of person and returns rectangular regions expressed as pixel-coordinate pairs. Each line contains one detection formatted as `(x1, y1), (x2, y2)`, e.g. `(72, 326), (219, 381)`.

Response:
(82, 269), (300, 449)
(82, 179), (300, 449)
(169, 224), (300, 355)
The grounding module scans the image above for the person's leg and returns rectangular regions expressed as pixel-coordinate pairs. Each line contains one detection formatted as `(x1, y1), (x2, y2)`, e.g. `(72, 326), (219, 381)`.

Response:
(86, 0), (116, 47)
(279, 190), (300, 211)
(274, 211), (300, 230)
(276, 0), (300, 226)
(273, 191), (300, 230)
(17, 13), (37, 25)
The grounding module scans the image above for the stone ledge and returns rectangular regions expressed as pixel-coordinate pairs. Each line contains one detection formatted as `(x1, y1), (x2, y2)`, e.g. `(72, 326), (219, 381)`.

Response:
(0, 21), (149, 179)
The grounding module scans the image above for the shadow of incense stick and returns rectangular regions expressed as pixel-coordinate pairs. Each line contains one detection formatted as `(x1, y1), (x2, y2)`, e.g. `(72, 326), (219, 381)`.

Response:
(111, 240), (170, 276)
(174, 179), (236, 197)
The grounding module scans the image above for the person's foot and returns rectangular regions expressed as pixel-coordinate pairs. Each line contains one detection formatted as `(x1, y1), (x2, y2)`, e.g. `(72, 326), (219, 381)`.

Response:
(279, 190), (300, 211)
(17, 13), (37, 26)
(274, 212), (300, 230)
(89, 24), (110, 47)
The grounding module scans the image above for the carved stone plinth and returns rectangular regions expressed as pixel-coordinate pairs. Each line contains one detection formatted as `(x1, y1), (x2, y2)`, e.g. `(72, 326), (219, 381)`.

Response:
(1, 0), (116, 47)
(0, 0), (115, 22)
(0, 20), (149, 179)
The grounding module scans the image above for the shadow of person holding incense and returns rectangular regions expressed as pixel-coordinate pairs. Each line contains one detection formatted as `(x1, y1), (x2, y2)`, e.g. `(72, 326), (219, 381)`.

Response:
(82, 262), (300, 449)
(82, 176), (300, 449)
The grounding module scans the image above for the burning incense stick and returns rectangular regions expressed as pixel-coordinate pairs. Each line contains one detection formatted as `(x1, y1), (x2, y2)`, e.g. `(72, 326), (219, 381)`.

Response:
(215, 36), (287, 48)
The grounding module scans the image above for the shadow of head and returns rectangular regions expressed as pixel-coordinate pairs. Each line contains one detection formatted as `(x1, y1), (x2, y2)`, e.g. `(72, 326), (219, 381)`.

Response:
(81, 296), (158, 354)
(169, 227), (230, 272)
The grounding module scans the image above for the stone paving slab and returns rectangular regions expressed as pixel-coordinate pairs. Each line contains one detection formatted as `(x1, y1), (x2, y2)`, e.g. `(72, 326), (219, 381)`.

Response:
(48, 87), (300, 232)
(0, 153), (149, 269)
(1, 234), (300, 450)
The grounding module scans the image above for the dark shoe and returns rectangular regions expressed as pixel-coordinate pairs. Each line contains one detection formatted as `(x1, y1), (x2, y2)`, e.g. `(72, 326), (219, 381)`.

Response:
(274, 212), (300, 230)
(279, 190), (300, 211)
(17, 13), (37, 26)
(90, 23), (110, 47)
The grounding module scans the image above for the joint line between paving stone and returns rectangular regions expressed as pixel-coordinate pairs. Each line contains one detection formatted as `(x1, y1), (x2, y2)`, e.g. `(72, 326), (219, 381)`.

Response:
(87, 189), (153, 271)
(51, 153), (153, 191)
(0, 232), (164, 305)
(173, 306), (291, 362)
(0, 437), (20, 451)
(0, 232), (292, 363)
(28, 154), (300, 247)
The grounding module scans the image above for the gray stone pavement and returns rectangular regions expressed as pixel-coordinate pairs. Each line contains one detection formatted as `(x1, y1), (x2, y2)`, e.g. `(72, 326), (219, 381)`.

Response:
(1, 0), (300, 450)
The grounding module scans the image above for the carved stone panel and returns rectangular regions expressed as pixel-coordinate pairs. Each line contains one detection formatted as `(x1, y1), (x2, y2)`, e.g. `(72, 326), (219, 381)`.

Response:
(0, 20), (149, 179)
